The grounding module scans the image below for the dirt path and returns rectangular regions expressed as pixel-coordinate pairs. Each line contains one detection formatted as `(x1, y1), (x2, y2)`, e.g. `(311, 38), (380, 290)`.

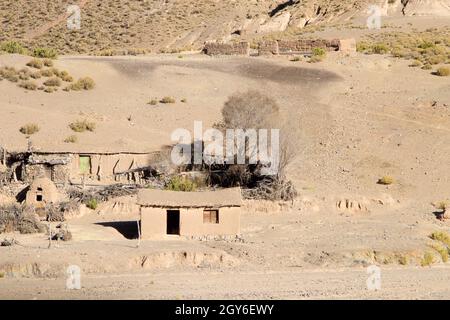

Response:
(2, 266), (450, 299)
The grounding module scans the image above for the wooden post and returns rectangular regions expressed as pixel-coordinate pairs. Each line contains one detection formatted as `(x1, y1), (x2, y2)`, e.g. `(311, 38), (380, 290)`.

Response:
(48, 222), (52, 249)
(136, 218), (141, 248)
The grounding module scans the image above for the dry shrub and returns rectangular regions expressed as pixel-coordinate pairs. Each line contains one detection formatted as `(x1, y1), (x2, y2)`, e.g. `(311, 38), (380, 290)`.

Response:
(436, 67), (450, 77)
(64, 135), (78, 143)
(19, 123), (39, 135)
(19, 80), (38, 90)
(40, 69), (54, 77)
(68, 77), (95, 91)
(69, 119), (96, 132)
(377, 176), (394, 185)
(160, 96), (176, 104)
(0, 205), (45, 234)
(0, 66), (19, 82)
(32, 47), (58, 59)
(26, 59), (43, 69)
(43, 77), (61, 87)
(42, 59), (53, 67)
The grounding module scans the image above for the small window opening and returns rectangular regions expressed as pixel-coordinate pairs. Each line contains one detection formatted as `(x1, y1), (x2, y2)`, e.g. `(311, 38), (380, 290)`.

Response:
(203, 209), (219, 224)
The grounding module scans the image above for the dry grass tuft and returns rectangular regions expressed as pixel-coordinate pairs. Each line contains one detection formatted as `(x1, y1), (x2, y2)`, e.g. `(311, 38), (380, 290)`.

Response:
(69, 119), (96, 132)
(19, 123), (39, 135)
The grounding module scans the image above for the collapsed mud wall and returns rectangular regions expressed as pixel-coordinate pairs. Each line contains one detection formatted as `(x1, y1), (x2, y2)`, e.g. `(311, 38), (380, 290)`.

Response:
(258, 39), (340, 55)
(203, 41), (250, 56)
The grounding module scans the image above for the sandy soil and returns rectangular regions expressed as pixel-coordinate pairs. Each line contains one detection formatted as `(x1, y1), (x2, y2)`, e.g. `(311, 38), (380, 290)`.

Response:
(1, 17), (450, 300)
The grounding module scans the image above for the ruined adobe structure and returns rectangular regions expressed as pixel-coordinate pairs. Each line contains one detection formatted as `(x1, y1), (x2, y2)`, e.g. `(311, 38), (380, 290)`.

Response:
(0, 147), (160, 187)
(203, 41), (250, 56)
(204, 38), (355, 56)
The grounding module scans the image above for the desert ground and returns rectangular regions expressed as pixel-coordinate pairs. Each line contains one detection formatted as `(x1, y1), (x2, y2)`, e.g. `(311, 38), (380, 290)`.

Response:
(1, 11), (450, 299)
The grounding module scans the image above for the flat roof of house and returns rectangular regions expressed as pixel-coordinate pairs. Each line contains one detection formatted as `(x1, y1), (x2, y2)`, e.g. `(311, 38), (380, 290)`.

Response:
(137, 188), (242, 208)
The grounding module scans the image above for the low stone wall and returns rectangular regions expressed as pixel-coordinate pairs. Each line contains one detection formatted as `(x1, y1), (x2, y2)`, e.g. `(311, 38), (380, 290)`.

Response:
(258, 39), (341, 56)
(203, 38), (354, 56)
(203, 41), (250, 56)
(257, 40), (279, 56)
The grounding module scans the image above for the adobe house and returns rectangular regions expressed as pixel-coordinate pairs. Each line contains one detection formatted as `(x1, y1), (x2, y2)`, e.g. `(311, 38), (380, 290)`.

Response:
(1, 148), (161, 187)
(137, 188), (242, 239)
(25, 177), (60, 216)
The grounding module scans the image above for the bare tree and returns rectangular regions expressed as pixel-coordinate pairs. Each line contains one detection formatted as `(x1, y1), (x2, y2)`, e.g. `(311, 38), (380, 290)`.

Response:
(217, 90), (299, 201)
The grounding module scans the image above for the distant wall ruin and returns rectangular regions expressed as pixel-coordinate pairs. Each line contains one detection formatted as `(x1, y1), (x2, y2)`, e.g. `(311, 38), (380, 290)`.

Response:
(259, 39), (340, 56)
(203, 38), (355, 56)
(203, 41), (250, 56)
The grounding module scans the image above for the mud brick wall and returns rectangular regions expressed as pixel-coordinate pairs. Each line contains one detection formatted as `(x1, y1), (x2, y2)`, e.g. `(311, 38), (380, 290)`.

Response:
(277, 39), (339, 54)
(258, 40), (279, 56)
(204, 42), (250, 56)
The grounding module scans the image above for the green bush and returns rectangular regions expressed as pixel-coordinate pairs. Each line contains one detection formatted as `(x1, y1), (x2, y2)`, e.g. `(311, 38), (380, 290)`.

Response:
(165, 176), (197, 192)
(32, 47), (58, 59)
(0, 41), (26, 54)
(312, 47), (326, 57)
(86, 198), (98, 210)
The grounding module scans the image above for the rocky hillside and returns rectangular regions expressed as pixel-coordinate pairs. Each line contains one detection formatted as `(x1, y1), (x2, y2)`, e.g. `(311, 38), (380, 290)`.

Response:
(1, 0), (449, 54)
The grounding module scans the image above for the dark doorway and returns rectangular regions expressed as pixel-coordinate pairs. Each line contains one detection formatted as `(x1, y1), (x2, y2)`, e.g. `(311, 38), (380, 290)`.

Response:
(166, 210), (180, 235)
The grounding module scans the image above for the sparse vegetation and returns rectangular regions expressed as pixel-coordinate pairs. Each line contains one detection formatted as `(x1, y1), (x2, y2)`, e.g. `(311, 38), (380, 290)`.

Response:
(67, 77), (95, 91)
(86, 198), (99, 210)
(165, 176), (198, 192)
(0, 41), (26, 54)
(26, 59), (43, 69)
(377, 176), (394, 185)
(428, 242), (449, 262)
(42, 59), (53, 67)
(160, 96), (176, 104)
(430, 231), (450, 247)
(32, 47), (58, 59)
(0, 205), (45, 234)
(148, 99), (158, 105)
(19, 123), (39, 135)
(421, 251), (435, 267)
(356, 29), (450, 75)
(64, 135), (78, 143)
(0, 66), (19, 82)
(43, 77), (61, 87)
(309, 47), (326, 63)
(69, 119), (96, 132)
(436, 67), (450, 77)
(19, 80), (38, 91)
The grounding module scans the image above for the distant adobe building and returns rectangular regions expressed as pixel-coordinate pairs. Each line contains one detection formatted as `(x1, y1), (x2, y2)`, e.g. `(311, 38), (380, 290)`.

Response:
(137, 188), (242, 239)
